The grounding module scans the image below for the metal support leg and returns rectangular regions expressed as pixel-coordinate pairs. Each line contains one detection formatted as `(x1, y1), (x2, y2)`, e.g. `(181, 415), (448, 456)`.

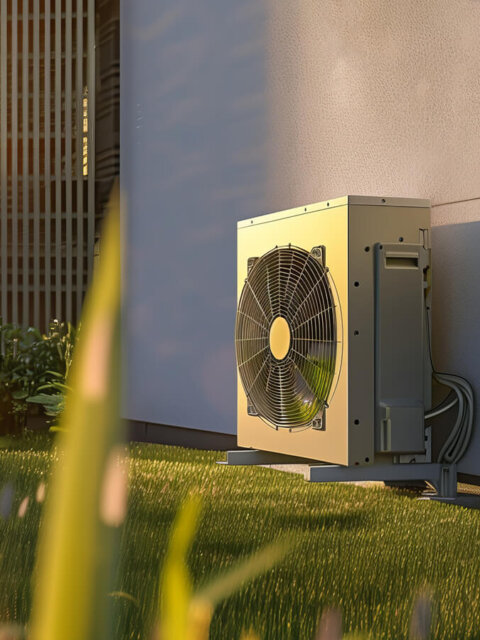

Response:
(432, 464), (457, 499)
(308, 463), (457, 498)
(220, 452), (459, 501)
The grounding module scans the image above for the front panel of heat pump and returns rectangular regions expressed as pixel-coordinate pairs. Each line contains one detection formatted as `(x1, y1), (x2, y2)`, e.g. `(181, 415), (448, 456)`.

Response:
(236, 195), (431, 466)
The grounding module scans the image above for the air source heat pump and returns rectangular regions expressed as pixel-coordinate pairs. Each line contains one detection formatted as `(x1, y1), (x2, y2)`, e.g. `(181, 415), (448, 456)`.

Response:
(227, 196), (473, 498)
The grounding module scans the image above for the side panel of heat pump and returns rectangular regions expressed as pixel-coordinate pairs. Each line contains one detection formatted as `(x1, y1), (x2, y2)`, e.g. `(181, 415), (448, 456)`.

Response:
(347, 200), (431, 464)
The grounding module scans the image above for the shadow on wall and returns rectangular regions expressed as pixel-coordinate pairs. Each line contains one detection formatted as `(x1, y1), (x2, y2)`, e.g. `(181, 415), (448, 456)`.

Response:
(121, 0), (266, 433)
(431, 221), (480, 477)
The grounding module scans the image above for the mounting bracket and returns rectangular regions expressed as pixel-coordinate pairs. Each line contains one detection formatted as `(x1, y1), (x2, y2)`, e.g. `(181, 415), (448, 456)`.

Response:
(307, 462), (456, 498)
(220, 450), (457, 499)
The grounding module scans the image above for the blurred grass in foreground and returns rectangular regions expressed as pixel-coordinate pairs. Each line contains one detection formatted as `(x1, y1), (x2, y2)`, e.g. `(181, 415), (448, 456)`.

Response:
(29, 184), (123, 640)
(1, 438), (480, 638)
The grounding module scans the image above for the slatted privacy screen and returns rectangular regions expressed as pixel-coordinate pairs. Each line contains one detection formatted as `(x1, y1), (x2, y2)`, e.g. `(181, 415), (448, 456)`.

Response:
(0, 0), (95, 331)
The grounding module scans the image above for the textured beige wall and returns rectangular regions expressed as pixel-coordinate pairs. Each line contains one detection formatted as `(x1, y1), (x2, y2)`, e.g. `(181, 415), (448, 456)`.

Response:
(266, 0), (480, 218)
(265, 0), (480, 475)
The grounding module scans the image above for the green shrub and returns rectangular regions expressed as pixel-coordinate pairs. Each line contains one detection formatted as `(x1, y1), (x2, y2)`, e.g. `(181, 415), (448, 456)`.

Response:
(0, 320), (77, 433)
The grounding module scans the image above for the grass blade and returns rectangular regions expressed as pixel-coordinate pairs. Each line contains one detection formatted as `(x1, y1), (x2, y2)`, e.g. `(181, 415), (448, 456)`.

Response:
(30, 184), (123, 640)
(315, 609), (342, 640)
(187, 535), (293, 640)
(193, 536), (292, 608)
(158, 495), (202, 640)
(409, 588), (433, 640)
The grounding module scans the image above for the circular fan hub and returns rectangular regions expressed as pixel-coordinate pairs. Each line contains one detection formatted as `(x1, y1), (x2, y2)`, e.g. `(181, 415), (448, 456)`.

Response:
(269, 317), (291, 360)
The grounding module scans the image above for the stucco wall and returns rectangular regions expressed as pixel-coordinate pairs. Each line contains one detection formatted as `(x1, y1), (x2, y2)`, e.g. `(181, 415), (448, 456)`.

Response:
(265, 1), (480, 210)
(121, 0), (480, 473)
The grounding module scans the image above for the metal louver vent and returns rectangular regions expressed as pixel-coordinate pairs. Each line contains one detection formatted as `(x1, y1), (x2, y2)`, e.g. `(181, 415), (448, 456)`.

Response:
(235, 245), (340, 430)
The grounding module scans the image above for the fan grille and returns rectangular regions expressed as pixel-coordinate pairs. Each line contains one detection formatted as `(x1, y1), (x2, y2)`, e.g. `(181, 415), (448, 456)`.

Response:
(235, 245), (339, 429)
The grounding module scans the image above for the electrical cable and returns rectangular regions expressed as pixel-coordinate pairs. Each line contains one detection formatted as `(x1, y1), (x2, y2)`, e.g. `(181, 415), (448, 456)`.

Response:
(424, 305), (474, 464)
(424, 394), (458, 419)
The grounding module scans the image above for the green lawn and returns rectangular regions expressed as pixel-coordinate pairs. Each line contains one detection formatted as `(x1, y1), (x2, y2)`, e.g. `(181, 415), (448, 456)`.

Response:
(1, 435), (480, 639)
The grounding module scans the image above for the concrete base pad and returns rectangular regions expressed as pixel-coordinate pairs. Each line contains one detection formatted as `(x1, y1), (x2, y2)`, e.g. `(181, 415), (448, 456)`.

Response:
(260, 464), (385, 488)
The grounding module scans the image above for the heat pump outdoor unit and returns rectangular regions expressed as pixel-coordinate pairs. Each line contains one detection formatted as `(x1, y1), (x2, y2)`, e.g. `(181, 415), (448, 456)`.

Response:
(225, 196), (474, 499)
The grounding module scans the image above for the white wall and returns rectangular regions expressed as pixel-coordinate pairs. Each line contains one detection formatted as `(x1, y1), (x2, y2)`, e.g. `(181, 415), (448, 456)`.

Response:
(122, 0), (480, 474)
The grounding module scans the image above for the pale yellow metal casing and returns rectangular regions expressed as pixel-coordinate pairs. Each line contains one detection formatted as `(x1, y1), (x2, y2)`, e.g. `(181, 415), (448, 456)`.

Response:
(236, 195), (431, 466)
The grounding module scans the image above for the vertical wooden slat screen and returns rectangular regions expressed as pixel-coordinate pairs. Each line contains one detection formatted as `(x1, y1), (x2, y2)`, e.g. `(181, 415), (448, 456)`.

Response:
(33, 0), (40, 327)
(21, 0), (29, 326)
(0, 0), (96, 332)
(54, 0), (61, 321)
(11, 0), (19, 325)
(75, 0), (83, 320)
(44, 0), (51, 327)
(87, 0), (95, 280)
(65, 0), (72, 321)
(0, 0), (7, 320)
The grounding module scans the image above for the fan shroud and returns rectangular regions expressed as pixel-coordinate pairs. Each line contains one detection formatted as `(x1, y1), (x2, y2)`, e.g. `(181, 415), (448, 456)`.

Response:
(235, 245), (343, 431)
